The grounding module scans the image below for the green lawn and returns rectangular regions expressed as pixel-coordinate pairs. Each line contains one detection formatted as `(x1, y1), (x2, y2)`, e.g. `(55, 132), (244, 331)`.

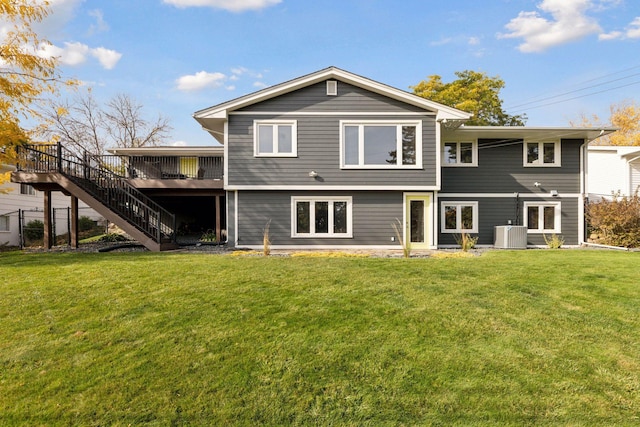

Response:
(1, 250), (639, 426)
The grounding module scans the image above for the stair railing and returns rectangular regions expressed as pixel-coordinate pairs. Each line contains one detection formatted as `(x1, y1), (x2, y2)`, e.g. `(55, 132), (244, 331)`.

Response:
(16, 143), (176, 244)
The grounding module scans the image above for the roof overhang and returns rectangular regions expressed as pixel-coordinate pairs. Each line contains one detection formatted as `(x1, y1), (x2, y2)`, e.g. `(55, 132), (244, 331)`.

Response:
(445, 126), (617, 142)
(107, 146), (223, 156)
(193, 66), (472, 144)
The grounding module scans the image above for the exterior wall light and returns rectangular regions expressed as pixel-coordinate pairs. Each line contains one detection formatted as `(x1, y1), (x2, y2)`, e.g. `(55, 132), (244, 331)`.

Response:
(309, 170), (318, 178)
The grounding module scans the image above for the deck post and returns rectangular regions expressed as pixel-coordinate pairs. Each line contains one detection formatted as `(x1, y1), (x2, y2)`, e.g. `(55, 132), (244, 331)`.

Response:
(70, 196), (79, 248)
(56, 142), (62, 172)
(43, 190), (53, 249)
(215, 194), (221, 243)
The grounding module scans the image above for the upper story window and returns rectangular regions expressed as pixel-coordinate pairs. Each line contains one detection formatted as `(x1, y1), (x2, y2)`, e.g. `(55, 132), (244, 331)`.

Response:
(443, 141), (477, 166)
(524, 141), (560, 167)
(254, 120), (297, 157)
(341, 121), (422, 169)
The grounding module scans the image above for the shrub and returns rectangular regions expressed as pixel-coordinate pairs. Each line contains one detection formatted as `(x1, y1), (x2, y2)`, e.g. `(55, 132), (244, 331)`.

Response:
(391, 218), (410, 258)
(23, 219), (44, 241)
(98, 233), (129, 243)
(454, 232), (478, 252)
(263, 220), (271, 256)
(78, 216), (96, 232)
(543, 233), (564, 249)
(587, 191), (640, 248)
(199, 229), (217, 242)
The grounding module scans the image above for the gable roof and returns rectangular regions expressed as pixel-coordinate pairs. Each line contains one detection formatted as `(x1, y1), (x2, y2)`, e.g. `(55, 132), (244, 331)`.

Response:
(193, 66), (472, 143)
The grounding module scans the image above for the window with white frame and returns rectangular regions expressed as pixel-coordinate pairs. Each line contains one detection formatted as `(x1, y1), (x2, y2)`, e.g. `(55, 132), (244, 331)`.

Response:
(292, 197), (352, 237)
(443, 141), (477, 166)
(524, 202), (561, 233)
(0, 215), (9, 232)
(441, 201), (478, 233)
(20, 184), (35, 195)
(341, 121), (422, 168)
(524, 141), (560, 166)
(254, 120), (297, 157)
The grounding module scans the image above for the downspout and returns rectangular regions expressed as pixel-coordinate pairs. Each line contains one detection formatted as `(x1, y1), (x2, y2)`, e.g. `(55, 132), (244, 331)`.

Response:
(580, 139), (588, 245)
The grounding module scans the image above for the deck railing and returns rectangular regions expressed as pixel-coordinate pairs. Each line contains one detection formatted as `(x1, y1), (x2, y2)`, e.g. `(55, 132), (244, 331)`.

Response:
(16, 143), (177, 244)
(88, 154), (224, 180)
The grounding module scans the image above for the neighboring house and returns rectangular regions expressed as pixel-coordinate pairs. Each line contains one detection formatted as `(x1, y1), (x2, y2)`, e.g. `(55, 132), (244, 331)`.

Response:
(193, 67), (614, 249)
(587, 145), (640, 200)
(1, 164), (103, 246)
(10, 67), (614, 251)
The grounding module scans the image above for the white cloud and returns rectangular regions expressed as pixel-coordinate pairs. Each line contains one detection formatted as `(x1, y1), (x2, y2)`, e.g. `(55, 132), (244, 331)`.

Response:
(87, 9), (109, 35)
(598, 16), (640, 40)
(499, 0), (602, 52)
(176, 71), (227, 91)
(172, 140), (188, 147)
(598, 30), (623, 40)
(253, 81), (267, 88)
(163, 0), (281, 12)
(38, 42), (122, 69)
(40, 41), (89, 66)
(627, 17), (640, 38)
(91, 47), (122, 69)
(468, 37), (480, 46)
(430, 37), (453, 47)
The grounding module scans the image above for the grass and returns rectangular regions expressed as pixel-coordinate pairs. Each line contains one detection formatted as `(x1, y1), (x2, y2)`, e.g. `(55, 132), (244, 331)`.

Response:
(1, 250), (640, 425)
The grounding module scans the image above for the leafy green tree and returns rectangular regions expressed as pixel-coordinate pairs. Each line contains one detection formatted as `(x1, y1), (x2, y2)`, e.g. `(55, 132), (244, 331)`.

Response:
(411, 70), (526, 126)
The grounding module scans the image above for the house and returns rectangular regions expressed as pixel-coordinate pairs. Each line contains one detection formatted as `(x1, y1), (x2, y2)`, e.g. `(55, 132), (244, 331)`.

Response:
(10, 67), (614, 251)
(587, 145), (640, 200)
(193, 67), (614, 249)
(1, 164), (103, 247)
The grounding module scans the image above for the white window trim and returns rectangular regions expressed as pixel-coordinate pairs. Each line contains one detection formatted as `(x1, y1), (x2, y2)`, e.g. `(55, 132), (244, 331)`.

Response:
(291, 196), (353, 238)
(440, 201), (479, 233)
(523, 140), (561, 167)
(339, 120), (423, 169)
(253, 120), (298, 157)
(523, 201), (561, 234)
(442, 141), (477, 167)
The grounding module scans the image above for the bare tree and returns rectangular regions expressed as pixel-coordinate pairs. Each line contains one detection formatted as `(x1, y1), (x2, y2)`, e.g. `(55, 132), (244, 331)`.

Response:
(40, 89), (172, 154)
(103, 93), (172, 149)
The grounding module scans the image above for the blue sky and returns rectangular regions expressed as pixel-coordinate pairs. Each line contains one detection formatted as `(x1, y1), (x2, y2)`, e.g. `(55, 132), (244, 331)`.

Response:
(29, 0), (640, 146)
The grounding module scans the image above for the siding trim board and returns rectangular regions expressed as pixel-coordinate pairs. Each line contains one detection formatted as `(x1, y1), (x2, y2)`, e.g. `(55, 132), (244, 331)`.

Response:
(227, 185), (441, 191)
(230, 111), (436, 117)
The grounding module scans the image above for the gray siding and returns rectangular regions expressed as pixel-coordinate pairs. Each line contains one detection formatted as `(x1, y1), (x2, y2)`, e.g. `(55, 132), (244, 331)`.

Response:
(235, 190), (404, 247)
(227, 80), (437, 188)
(438, 196), (580, 246)
(441, 139), (584, 194)
(237, 81), (429, 113)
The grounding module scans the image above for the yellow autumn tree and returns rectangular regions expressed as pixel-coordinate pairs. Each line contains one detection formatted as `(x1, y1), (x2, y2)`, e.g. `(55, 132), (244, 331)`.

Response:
(574, 100), (640, 146)
(0, 0), (73, 184)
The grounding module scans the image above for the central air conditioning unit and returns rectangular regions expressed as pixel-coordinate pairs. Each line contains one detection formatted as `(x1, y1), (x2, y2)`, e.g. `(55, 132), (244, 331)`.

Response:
(494, 225), (528, 249)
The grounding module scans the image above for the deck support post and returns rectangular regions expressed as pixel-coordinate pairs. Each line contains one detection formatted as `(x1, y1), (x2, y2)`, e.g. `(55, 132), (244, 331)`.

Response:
(70, 196), (79, 248)
(215, 194), (221, 243)
(43, 190), (53, 249)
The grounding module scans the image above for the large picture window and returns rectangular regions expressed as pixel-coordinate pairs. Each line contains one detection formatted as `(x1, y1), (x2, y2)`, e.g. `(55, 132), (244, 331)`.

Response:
(254, 120), (297, 157)
(524, 202), (561, 233)
(292, 197), (352, 237)
(524, 141), (560, 166)
(441, 201), (478, 233)
(341, 121), (422, 168)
